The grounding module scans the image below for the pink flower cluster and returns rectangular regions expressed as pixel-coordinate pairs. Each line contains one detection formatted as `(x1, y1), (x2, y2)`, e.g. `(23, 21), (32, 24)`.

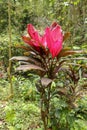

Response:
(22, 22), (63, 58)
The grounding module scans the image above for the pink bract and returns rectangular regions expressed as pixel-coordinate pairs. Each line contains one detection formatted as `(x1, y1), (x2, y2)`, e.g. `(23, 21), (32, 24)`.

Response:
(22, 24), (46, 52)
(45, 23), (63, 58)
(22, 22), (63, 58)
(27, 24), (42, 45)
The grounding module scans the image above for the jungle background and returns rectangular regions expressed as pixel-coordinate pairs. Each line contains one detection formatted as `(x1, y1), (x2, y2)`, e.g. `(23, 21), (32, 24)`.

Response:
(0, 0), (87, 130)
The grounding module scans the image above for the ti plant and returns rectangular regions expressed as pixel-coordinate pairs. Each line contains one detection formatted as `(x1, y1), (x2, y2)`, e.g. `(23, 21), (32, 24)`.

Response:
(49, 64), (87, 130)
(56, 64), (87, 108)
(11, 22), (85, 130)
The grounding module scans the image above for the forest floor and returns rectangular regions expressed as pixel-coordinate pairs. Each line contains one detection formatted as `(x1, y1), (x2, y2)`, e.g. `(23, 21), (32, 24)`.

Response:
(0, 84), (42, 130)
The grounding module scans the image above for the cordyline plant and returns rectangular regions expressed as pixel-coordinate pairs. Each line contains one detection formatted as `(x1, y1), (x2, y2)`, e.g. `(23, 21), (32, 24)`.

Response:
(11, 22), (84, 130)
(51, 64), (87, 130)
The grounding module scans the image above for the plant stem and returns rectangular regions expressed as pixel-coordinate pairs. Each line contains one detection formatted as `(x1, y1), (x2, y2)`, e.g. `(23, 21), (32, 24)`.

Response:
(40, 83), (51, 130)
(41, 91), (48, 130)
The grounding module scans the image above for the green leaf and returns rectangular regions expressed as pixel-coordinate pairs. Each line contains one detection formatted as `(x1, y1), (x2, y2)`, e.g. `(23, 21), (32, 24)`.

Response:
(8, 126), (16, 130)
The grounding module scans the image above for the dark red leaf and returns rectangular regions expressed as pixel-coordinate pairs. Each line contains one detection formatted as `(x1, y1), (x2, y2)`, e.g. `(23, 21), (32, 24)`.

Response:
(10, 56), (42, 66)
(63, 32), (70, 41)
(58, 49), (83, 59)
(16, 64), (45, 71)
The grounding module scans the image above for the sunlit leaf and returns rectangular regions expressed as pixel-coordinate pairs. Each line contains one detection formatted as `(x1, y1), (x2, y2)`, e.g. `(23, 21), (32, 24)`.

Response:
(41, 77), (52, 87)
(10, 56), (42, 66)
(57, 88), (67, 95)
(16, 64), (45, 71)
(24, 51), (30, 56)
(18, 61), (30, 65)
(10, 56), (30, 61)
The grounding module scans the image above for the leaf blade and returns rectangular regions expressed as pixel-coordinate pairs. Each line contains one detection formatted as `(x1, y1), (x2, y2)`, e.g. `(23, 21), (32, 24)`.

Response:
(41, 77), (52, 87)
(16, 64), (45, 71)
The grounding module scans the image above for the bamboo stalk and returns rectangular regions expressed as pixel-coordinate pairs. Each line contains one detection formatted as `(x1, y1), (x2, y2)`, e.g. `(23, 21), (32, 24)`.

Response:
(8, 0), (13, 97)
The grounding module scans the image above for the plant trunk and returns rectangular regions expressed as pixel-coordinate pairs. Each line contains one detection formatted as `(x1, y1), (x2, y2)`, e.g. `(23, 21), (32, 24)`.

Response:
(40, 85), (51, 130)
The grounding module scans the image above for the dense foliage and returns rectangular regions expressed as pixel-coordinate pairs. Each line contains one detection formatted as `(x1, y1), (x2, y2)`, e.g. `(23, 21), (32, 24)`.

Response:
(0, 0), (87, 130)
